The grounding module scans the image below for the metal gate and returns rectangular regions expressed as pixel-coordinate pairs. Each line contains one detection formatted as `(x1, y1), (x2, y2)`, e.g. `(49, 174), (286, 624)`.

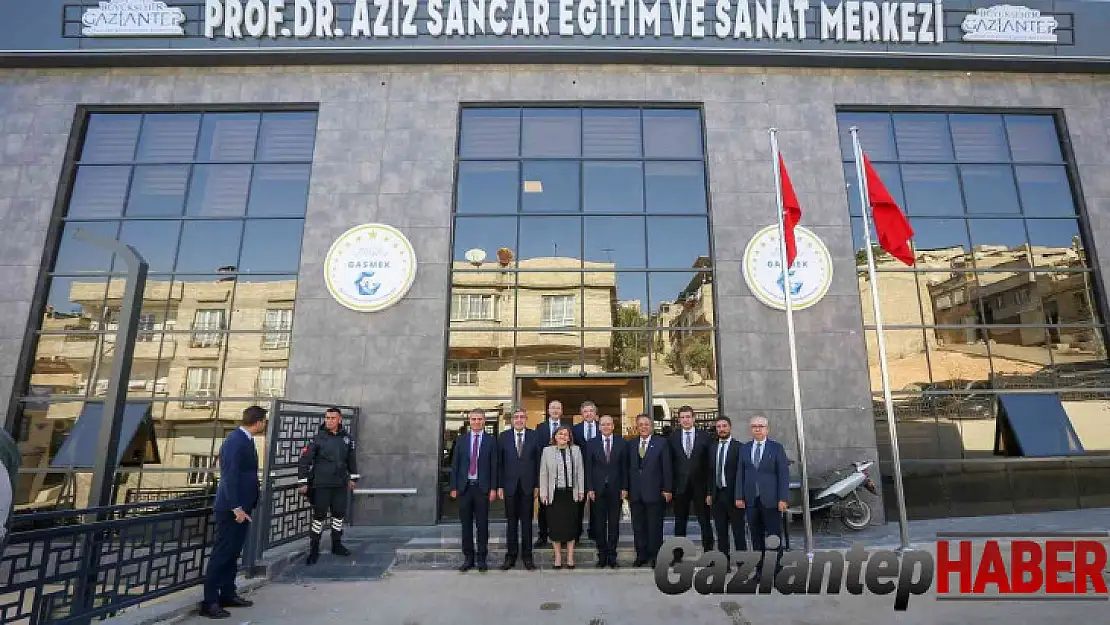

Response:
(244, 400), (360, 569)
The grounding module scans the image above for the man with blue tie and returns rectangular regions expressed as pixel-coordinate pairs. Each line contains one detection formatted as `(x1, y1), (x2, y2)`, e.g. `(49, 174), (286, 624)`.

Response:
(200, 406), (267, 619)
(450, 408), (499, 572)
(496, 408), (539, 571)
(627, 413), (672, 568)
(585, 414), (627, 568)
(735, 415), (789, 581)
(571, 400), (600, 541)
(706, 416), (746, 561)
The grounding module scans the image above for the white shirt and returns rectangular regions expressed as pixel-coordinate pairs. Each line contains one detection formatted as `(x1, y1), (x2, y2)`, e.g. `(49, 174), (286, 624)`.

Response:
(238, 426), (253, 440)
(548, 420), (561, 440)
(751, 439), (765, 465)
(583, 421), (596, 440)
(715, 439), (731, 487)
(682, 428), (695, 454)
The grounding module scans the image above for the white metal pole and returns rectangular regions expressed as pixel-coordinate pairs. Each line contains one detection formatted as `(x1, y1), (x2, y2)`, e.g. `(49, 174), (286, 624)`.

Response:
(769, 128), (814, 557)
(849, 126), (912, 552)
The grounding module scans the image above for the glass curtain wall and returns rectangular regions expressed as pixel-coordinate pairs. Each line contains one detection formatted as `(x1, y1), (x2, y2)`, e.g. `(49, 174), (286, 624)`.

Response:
(838, 110), (1110, 515)
(10, 109), (316, 511)
(441, 106), (721, 518)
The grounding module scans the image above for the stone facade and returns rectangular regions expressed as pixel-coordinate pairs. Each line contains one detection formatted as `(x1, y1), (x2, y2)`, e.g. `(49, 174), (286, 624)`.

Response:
(2, 65), (1110, 524)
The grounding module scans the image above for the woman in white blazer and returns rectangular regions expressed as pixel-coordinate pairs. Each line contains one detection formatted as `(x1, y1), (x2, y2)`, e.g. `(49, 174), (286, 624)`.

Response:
(539, 426), (585, 568)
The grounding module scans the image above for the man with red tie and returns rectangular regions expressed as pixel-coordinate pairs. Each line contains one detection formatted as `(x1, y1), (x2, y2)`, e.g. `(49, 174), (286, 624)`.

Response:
(584, 415), (627, 568)
(450, 408), (499, 572)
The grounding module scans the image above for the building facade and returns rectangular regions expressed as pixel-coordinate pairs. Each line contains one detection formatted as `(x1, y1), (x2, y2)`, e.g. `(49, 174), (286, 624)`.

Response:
(2, 0), (1109, 525)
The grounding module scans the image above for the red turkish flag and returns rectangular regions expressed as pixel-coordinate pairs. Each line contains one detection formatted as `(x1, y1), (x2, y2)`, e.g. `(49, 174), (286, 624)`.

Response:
(863, 154), (915, 266)
(779, 154), (802, 267)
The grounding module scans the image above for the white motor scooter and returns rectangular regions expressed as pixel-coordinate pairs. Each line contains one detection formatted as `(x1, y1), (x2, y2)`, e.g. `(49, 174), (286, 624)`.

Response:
(785, 460), (878, 534)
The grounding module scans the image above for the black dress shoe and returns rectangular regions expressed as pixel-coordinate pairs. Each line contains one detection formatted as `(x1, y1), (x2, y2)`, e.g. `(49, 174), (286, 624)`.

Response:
(199, 604), (231, 619)
(632, 559), (645, 567)
(477, 561), (489, 572)
(534, 538), (549, 548)
(596, 557), (606, 568)
(609, 560), (620, 569)
(647, 559), (656, 568)
(523, 559), (536, 571)
(458, 561), (474, 572)
(500, 558), (516, 571)
(220, 596), (253, 608)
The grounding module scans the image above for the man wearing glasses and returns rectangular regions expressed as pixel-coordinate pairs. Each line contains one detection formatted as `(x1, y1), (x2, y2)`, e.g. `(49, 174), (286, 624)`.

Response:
(734, 415), (789, 582)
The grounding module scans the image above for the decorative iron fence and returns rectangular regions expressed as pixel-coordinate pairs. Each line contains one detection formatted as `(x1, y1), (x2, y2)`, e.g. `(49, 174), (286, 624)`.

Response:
(0, 495), (213, 625)
(243, 400), (359, 569)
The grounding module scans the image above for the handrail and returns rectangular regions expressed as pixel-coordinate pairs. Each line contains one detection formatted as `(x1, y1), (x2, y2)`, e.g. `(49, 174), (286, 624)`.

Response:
(353, 488), (418, 496)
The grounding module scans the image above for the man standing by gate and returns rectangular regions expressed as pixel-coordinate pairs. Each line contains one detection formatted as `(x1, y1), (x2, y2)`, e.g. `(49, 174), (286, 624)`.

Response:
(298, 407), (360, 565)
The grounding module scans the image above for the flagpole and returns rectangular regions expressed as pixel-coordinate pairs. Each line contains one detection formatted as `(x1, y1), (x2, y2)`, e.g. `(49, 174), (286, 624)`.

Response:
(849, 126), (912, 552)
(769, 128), (814, 557)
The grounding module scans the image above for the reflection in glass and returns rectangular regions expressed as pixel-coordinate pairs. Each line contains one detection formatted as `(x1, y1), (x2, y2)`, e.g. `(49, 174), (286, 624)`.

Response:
(186, 164), (251, 217)
(985, 328), (1052, 383)
(453, 216), (516, 264)
(893, 113), (953, 162)
(961, 165), (1019, 214)
(967, 218), (1027, 251)
(584, 216), (646, 269)
(196, 113), (260, 162)
(923, 271), (980, 333)
(446, 331), (516, 397)
(521, 161), (579, 212)
(861, 271), (930, 327)
(126, 165), (189, 216)
(455, 161), (519, 214)
(1016, 166), (1076, 217)
(256, 112), (317, 161)
(583, 109), (641, 158)
(1027, 219), (1082, 257)
(608, 273), (649, 326)
(650, 272), (712, 319)
(105, 277), (177, 331)
(647, 217), (710, 268)
(68, 166), (130, 218)
(136, 114), (201, 162)
(590, 330), (649, 374)
(845, 162), (902, 217)
(583, 162), (644, 213)
(906, 218), (970, 259)
(450, 271), (515, 327)
(459, 108), (520, 159)
(880, 397), (942, 460)
(91, 332), (175, 399)
(1035, 272), (1102, 326)
(864, 329), (931, 392)
(522, 109), (581, 157)
(645, 162), (707, 213)
(55, 221), (120, 273)
(1005, 116), (1063, 163)
(653, 330), (717, 392)
(519, 216), (580, 262)
(116, 220), (181, 273)
(45, 276), (108, 321)
(902, 164), (963, 215)
(837, 112), (896, 161)
(80, 114), (141, 163)
(950, 114), (1009, 163)
(643, 109), (703, 158)
(516, 271), (583, 329)
(228, 275), (298, 331)
(926, 338), (992, 390)
(176, 220), (244, 273)
(518, 343), (581, 377)
(247, 165), (311, 217)
(28, 332), (97, 396)
(239, 220), (304, 273)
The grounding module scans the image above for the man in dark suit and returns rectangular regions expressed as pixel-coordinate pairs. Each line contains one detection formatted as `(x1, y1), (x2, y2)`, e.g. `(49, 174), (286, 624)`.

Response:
(533, 399), (567, 548)
(571, 400), (600, 541)
(706, 416), (746, 561)
(627, 413), (672, 568)
(450, 408), (499, 572)
(201, 406), (267, 619)
(735, 415), (790, 580)
(497, 408), (539, 571)
(584, 414), (626, 569)
(668, 405), (714, 559)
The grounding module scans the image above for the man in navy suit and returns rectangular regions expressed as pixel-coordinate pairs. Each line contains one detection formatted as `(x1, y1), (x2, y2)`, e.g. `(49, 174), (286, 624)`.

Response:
(669, 405), (714, 559)
(201, 405), (267, 619)
(571, 400), (600, 541)
(450, 408), (499, 572)
(585, 415), (626, 569)
(496, 408), (539, 571)
(532, 399), (567, 548)
(627, 413), (672, 568)
(735, 415), (789, 579)
(706, 416), (746, 560)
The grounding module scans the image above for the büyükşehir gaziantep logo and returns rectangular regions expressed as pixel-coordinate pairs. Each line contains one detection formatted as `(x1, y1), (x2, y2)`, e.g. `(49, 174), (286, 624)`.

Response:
(82, 1), (186, 37)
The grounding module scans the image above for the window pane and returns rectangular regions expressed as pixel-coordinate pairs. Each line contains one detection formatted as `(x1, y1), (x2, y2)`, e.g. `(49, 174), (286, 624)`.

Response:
(115, 220), (181, 273)
(607, 273), (649, 326)
(647, 217), (709, 269)
(521, 161), (579, 212)
(654, 329), (717, 390)
(650, 272), (709, 316)
(961, 165), (1020, 214)
(239, 220), (304, 273)
(592, 330), (650, 374)
(519, 216), (580, 263)
(81, 114), (141, 163)
(922, 271), (978, 328)
(987, 328), (1053, 380)
(522, 109), (580, 158)
(29, 333), (97, 397)
(902, 164), (963, 215)
(893, 114), (953, 162)
(44, 276), (108, 321)
(54, 221), (119, 273)
(517, 274), (582, 327)
(968, 218), (1028, 252)
(845, 162), (902, 216)
(256, 112), (317, 161)
(455, 161), (518, 214)
(864, 271), (928, 327)
(838, 112), (896, 161)
(446, 332), (517, 396)
(1016, 166), (1076, 217)
(459, 108), (520, 158)
(950, 114), (1010, 163)
(196, 113), (260, 162)
(1005, 115), (1063, 163)
(975, 270), (1038, 325)
(126, 165), (189, 216)
(453, 216), (516, 265)
(136, 114), (200, 162)
(926, 339), (992, 390)
(176, 220), (244, 273)
(186, 164), (251, 217)
(907, 218), (971, 258)
(229, 275), (299, 330)
(247, 164), (312, 217)
(584, 216), (646, 270)
(1028, 219), (1082, 265)
(643, 109), (702, 158)
(583, 162), (643, 213)
(1037, 272), (1101, 325)
(583, 109), (641, 158)
(645, 162), (707, 214)
(68, 166), (130, 218)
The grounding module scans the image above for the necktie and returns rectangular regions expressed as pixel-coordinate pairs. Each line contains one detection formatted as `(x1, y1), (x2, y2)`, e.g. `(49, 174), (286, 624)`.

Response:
(469, 433), (479, 476)
(717, 442), (727, 488)
(684, 431), (692, 457)
(516, 432), (523, 458)
(639, 438), (647, 459)
(754, 441), (763, 467)
(550, 423), (558, 442)
(605, 437), (611, 462)
(587, 423), (593, 440)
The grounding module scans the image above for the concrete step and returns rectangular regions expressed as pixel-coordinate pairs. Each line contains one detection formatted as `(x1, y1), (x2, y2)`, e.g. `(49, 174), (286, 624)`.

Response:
(393, 545), (709, 570)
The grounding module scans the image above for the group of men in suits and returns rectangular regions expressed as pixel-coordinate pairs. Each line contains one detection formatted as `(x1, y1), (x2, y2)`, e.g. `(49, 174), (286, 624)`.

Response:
(449, 399), (791, 574)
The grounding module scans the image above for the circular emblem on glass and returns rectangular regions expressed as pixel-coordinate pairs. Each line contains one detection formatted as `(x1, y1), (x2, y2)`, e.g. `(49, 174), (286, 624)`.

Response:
(742, 225), (833, 311)
(324, 223), (417, 312)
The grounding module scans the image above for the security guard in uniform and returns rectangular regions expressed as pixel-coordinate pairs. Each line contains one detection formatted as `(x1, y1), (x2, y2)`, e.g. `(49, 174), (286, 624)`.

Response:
(298, 407), (360, 565)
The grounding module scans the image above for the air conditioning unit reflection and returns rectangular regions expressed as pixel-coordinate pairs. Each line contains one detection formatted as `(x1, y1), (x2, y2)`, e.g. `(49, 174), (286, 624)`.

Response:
(183, 389), (215, 409)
